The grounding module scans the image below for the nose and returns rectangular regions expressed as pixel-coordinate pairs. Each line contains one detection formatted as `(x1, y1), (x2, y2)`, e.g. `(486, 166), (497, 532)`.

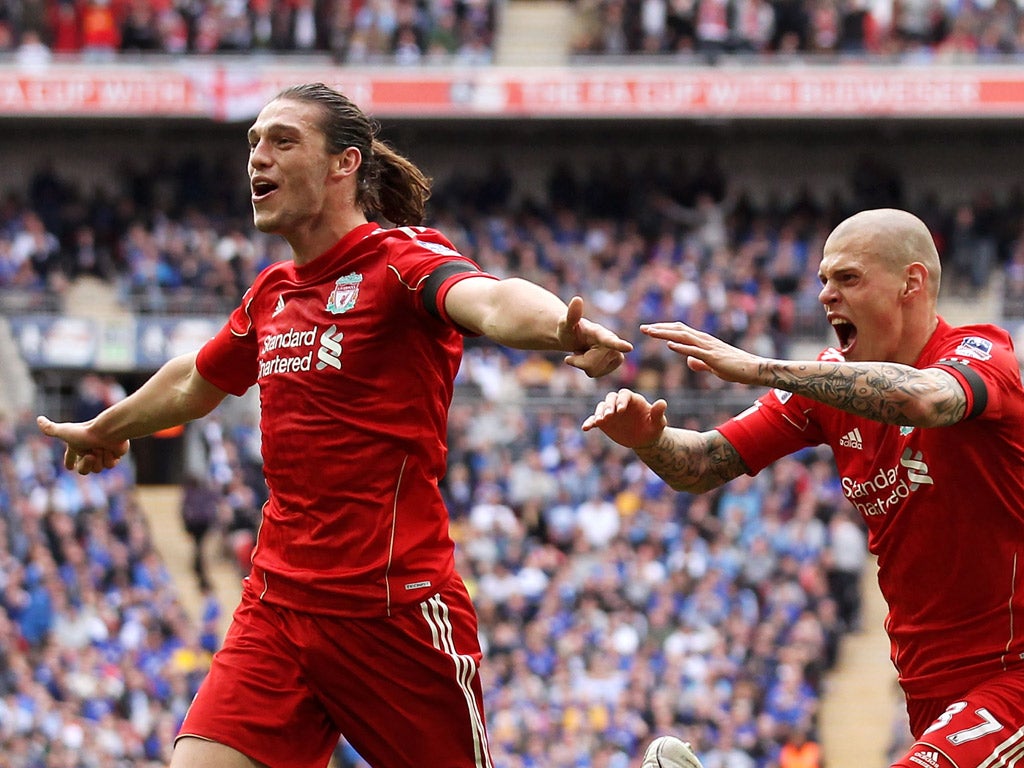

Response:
(249, 139), (270, 170)
(818, 281), (836, 306)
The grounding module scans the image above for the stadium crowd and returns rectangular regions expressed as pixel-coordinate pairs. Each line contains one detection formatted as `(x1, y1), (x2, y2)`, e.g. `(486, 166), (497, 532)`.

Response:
(442, 395), (864, 768)
(1, 0), (1023, 65)
(1, 368), (867, 767)
(0, 412), (221, 768)
(2, 149), (1023, 339)
(0, 0), (497, 65)
(570, 0), (1024, 61)
(0, 151), (1021, 767)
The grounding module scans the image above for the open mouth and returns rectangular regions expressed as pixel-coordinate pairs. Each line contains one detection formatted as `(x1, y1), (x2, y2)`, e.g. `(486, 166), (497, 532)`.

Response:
(252, 180), (278, 201)
(831, 318), (857, 354)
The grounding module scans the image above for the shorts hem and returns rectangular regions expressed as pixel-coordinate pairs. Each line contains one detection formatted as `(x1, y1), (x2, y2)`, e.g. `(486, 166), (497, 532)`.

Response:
(174, 731), (266, 765)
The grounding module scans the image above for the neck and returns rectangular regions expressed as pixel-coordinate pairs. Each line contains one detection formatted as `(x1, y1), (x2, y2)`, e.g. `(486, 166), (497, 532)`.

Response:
(288, 211), (370, 267)
(897, 311), (940, 365)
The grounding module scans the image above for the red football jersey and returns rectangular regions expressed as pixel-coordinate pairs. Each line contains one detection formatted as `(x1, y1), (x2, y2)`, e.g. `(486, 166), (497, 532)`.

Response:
(196, 223), (496, 617)
(718, 317), (1024, 698)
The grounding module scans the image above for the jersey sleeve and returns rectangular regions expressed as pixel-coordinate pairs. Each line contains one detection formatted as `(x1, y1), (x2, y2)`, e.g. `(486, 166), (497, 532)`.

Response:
(717, 388), (828, 475)
(927, 325), (1019, 421)
(386, 227), (499, 331)
(195, 291), (260, 397)
(716, 346), (841, 475)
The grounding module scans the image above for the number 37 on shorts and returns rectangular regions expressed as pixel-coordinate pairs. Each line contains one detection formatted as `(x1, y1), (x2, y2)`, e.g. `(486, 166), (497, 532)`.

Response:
(896, 700), (1020, 768)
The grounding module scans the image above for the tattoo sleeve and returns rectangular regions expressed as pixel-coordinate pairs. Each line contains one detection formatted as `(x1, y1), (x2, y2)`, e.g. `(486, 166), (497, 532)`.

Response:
(757, 361), (967, 426)
(635, 429), (749, 494)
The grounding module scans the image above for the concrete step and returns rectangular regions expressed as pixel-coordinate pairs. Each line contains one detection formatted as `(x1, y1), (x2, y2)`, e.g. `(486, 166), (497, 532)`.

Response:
(136, 485), (243, 641)
(820, 559), (902, 768)
(494, 0), (573, 66)
(64, 276), (128, 319)
(0, 316), (37, 419)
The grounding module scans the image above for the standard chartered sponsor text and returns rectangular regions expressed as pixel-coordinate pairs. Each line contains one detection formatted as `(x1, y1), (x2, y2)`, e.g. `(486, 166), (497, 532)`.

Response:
(259, 325), (344, 377)
(262, 327), (317, 354)
(260, 352), (314, 377)
(842, 465), (917, 516)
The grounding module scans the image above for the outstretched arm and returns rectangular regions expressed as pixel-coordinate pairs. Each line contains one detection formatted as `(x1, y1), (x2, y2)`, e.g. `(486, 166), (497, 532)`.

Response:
(583, 388), (749, 493)
(444, 276), (633, 378)
(37, 351), (229, 475)
(643, 322), (967, 427)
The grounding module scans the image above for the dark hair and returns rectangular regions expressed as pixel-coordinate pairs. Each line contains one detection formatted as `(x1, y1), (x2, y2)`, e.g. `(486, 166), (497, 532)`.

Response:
(275, 83), (431, 226)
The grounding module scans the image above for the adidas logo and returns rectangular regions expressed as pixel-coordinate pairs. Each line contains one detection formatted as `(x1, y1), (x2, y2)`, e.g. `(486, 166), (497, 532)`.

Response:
(839, 428), (863, 450)
(909, 750), (940, 768)
(272, 295), (286, 317)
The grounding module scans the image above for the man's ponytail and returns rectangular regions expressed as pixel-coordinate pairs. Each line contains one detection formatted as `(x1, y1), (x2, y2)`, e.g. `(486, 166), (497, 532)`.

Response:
(365, 139), (431, 227)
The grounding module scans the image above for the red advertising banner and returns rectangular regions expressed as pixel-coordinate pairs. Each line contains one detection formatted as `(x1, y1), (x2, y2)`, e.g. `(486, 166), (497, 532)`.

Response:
(1, 63), (1023, 120)
(0, 68), (207, 115)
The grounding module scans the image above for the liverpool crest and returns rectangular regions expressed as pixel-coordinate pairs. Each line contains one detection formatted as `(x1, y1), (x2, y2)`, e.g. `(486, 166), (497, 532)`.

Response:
(326, 272), (362, 315)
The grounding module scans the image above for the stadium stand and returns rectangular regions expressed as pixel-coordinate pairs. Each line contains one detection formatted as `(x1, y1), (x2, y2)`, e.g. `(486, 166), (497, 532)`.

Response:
(0, 0), (1021, 65)
(0, 0), (499, 63)
(568, 0), (1024, 60)
(1, 150), (1019, 335)
(0, 378), (869, 768)
(0, 418), (209, 768)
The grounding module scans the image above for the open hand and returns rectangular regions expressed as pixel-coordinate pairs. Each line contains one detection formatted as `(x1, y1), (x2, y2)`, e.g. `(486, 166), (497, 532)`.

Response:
(642, 322), (764, 385)
(582, 388), (668, 449)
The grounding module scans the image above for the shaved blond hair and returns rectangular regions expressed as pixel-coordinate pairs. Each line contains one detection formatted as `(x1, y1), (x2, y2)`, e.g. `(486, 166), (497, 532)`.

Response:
(826, 208), (942, 296)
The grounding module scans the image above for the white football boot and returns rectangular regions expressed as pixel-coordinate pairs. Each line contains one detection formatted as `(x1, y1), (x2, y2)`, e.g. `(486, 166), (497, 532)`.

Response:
(641, 736), (703, 768)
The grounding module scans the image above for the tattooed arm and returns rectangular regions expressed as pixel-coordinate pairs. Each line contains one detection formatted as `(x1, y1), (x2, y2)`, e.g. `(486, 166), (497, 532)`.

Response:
(583, 389), (750, 493)
(636, 428), (750, 493)
(754, 360), (966, 426)
(643, 322), (968, 428)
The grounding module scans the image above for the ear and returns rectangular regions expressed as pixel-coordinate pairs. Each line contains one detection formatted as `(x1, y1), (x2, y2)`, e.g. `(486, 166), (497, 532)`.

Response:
(903, 262), (928, 300)
(332, 146), (362, 180)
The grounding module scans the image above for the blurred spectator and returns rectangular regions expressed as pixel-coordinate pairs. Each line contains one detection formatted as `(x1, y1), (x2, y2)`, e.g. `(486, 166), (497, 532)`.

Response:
(1004, 237), (1024, 319)
(14, 28), (51, 70)
(73, 374), (126, 423)
(80, 0), (121, 59)
(945, 202), (996, 295)
(823, 504), (867, 633)
(778, 722), (822, 768)
(9, 211), (59, 286)
(66, 224), (117, 281)
(119, 0), (161, 52)
(179, 473), (219, 591)
(48, 0), (82, 53)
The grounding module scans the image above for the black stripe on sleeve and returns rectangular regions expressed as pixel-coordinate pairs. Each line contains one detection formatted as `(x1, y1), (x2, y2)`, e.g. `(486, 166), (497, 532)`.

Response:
(938, 361), (988, 420)
(422, 262), (479, 320)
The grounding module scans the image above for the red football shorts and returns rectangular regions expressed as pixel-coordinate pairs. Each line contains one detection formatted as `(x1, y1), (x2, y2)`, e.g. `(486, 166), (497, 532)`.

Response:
(176, 575), (492, 768)
(892, 669), (1024, 768)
